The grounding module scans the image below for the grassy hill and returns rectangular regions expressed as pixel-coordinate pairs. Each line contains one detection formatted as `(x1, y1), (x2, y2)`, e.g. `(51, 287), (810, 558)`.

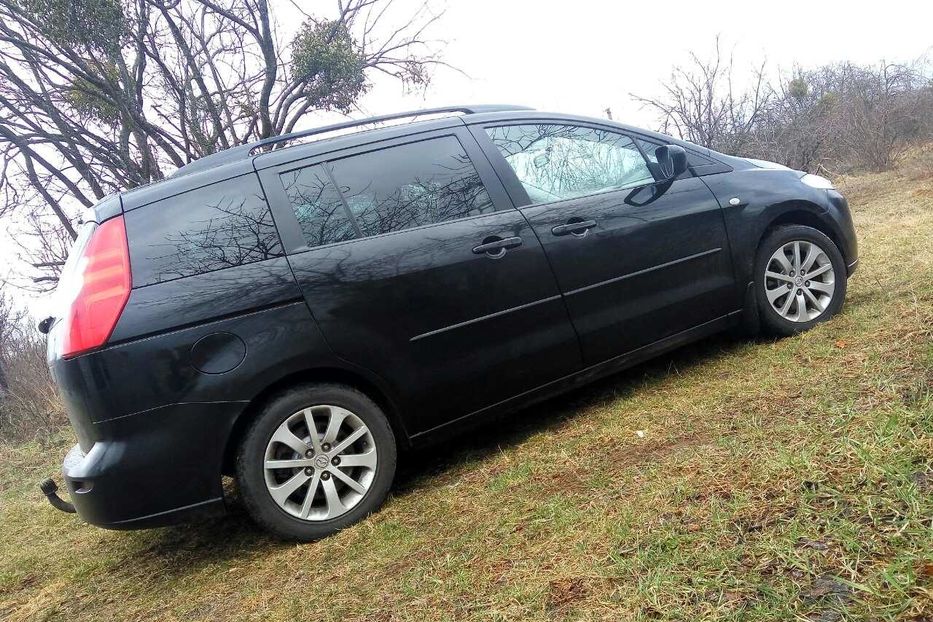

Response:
(1, 154), (931, 622)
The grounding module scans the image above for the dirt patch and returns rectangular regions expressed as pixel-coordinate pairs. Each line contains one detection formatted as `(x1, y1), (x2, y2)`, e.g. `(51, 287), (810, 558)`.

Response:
(802, 575), (853, 603)
(546, 577), (588, 610)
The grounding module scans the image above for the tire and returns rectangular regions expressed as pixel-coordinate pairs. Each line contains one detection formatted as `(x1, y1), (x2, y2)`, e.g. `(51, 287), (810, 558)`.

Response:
(236, 383), (397, 541)
(754, 225), (847, 337)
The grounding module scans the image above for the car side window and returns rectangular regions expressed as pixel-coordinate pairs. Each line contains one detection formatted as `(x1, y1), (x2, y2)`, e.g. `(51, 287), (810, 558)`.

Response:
(325, 135), (495, 238)
(635, 137), (661, 164)
(635, 135), (715, 172)
(279, 136), (495, 246)
(279, 164), (358, 247)
(125, 174), (283, 286)
(485, 124), (655, 204)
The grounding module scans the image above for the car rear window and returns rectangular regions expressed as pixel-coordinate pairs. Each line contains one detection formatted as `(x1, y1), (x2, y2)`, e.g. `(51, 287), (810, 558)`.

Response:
(125, 174), (283, 286)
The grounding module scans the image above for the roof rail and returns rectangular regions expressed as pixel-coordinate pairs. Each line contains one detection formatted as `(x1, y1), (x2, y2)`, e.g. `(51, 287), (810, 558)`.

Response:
(171, 104), (533, 178)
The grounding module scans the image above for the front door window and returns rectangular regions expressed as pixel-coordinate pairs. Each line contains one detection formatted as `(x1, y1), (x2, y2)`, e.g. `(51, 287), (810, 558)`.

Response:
(485, 124), (655, 204)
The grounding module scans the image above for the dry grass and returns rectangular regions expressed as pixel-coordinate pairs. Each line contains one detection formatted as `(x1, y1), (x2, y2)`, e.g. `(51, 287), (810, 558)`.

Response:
(1, 156), (931, 621)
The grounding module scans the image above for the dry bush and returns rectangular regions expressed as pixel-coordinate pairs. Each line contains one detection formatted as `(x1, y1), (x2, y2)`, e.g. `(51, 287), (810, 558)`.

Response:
(636, 42), (933, 175)
(0, 290), (63, 443)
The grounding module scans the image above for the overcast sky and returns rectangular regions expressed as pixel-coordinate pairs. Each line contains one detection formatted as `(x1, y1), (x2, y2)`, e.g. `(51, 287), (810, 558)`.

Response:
(346, 0), (933, 126)
(7, 0), (932, 314)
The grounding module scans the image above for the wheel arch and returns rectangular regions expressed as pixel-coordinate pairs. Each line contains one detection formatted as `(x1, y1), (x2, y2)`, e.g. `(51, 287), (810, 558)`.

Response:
(759, 202), (845, 255)
(221, 366), (410, 474)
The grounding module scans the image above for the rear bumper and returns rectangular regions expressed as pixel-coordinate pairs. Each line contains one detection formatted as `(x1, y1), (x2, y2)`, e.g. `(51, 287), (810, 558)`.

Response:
(61, 443), (223, 529)
(58, 401), (245, 529)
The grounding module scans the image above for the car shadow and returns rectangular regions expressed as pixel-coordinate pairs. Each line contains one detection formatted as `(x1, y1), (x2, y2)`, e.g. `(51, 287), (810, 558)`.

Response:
(115, 331), (756, 579)
(392, 332), (753, 493)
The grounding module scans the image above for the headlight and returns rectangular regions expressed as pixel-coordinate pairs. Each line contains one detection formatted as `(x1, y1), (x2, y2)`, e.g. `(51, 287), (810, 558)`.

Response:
(801, 173), (835, 189)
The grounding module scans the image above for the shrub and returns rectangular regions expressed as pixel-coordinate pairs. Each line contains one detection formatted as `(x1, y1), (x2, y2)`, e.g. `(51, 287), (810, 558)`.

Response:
(0, 291), (63, 443)
(635, 41), (933, 174)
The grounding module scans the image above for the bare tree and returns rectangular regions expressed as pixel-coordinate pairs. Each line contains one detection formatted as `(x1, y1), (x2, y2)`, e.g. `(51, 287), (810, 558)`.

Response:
(635, 39), (933, 175)
(632, 36), (770, 155)
(0, 0), (448, 287)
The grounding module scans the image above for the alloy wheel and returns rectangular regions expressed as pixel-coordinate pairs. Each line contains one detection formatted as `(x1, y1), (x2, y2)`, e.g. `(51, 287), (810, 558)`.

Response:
(263, 405), (377, 521)
(764, 240), (836, 322)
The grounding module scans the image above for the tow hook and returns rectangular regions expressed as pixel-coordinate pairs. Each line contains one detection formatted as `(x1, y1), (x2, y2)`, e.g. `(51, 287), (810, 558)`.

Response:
(39, 478), (76, 513)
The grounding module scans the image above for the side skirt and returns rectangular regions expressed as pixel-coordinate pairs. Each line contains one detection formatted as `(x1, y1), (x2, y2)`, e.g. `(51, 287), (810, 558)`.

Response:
(410, 310), (743, 447)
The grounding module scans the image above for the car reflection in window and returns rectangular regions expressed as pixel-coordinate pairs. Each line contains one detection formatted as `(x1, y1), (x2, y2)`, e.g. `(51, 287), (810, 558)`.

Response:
(486, 124), (656, 203)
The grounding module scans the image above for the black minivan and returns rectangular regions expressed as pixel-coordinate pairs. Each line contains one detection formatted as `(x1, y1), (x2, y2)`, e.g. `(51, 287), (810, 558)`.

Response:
(44, 105), (857, 540)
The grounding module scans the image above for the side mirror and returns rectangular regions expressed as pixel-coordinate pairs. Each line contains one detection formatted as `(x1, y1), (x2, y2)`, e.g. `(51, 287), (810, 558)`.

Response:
(655, 145), (688, 182)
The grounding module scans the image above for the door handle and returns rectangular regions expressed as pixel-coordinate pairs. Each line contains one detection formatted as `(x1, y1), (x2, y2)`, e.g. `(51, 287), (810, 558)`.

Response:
(472, 236), (523, 258)
(551, 219), (597, 237)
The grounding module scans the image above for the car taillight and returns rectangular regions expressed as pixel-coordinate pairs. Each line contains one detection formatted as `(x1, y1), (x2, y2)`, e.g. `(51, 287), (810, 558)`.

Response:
(61, 216), (131, 358)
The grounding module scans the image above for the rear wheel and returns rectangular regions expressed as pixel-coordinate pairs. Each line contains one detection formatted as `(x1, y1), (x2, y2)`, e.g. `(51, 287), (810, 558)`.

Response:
(236, 384), (396, 541)
(755, 225), (847, 336)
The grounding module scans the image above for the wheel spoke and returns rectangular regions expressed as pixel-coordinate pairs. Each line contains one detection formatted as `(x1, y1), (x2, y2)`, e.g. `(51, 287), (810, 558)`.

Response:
(794, 291), (808, 321)
(270, 425), (308, 455)
(299, 471), (321, 519)
(809, 280), (834, 294)
(766, 271), (794, 283)
(330, 468), (366, 495)
(766, 285), (789, 304)
(778, 290), (795, 317)
(303, 409), (323, 453)
(806, 264), (832, 279)
(772, 252), (793, 273)
(268, 470), (310, 506)
(331, 427), (367, 455)
(321, 477), (347, 519)
(801, 244), (819, 272)
(338, 450), (377, 470)
(793, 241), (802, 272)
(265, 458), (311, 469)
(802, 287), (824, 311)
(322, 407), (350, 445)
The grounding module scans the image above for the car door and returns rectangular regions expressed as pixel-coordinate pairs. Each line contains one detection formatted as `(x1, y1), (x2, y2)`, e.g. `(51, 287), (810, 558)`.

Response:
(471, 121), (737, 365)
(255, 127), (582, 436)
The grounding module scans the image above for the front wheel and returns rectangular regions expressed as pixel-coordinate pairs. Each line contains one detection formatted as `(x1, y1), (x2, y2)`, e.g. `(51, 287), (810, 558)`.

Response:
(236, 384), (397, 541)
(754, 225), (847, 336)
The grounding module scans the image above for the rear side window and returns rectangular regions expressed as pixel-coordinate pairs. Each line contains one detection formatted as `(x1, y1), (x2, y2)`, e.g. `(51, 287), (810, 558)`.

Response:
(486, 124), (655, 204)
(280, 165), (358, 247)
(328, 136), (494, 238)
(280, 136), (495, 247)
(125, 174), (283, 286)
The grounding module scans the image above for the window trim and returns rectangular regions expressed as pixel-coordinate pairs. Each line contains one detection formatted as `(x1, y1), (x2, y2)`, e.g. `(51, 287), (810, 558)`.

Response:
(255, 126), (516, 255)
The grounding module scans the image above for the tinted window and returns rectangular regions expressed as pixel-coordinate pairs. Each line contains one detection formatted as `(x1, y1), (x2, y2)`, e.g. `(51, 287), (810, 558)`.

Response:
(126, 174), (283, 286)
(325, 136), (494, 238)
(280, 165), (357, 247)
(486, 124), (654, 203)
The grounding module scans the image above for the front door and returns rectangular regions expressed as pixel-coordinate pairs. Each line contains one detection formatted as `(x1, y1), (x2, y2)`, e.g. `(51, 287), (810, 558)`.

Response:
(474, 122), (737, 365)
(256, 128), (582, 435)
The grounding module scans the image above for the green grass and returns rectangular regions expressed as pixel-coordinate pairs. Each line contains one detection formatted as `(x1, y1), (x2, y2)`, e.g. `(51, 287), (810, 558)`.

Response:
(1, 155), (931, 621)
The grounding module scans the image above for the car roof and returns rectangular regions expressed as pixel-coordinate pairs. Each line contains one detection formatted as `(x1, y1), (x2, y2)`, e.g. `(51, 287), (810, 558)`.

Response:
(117, 105), (722, 212)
